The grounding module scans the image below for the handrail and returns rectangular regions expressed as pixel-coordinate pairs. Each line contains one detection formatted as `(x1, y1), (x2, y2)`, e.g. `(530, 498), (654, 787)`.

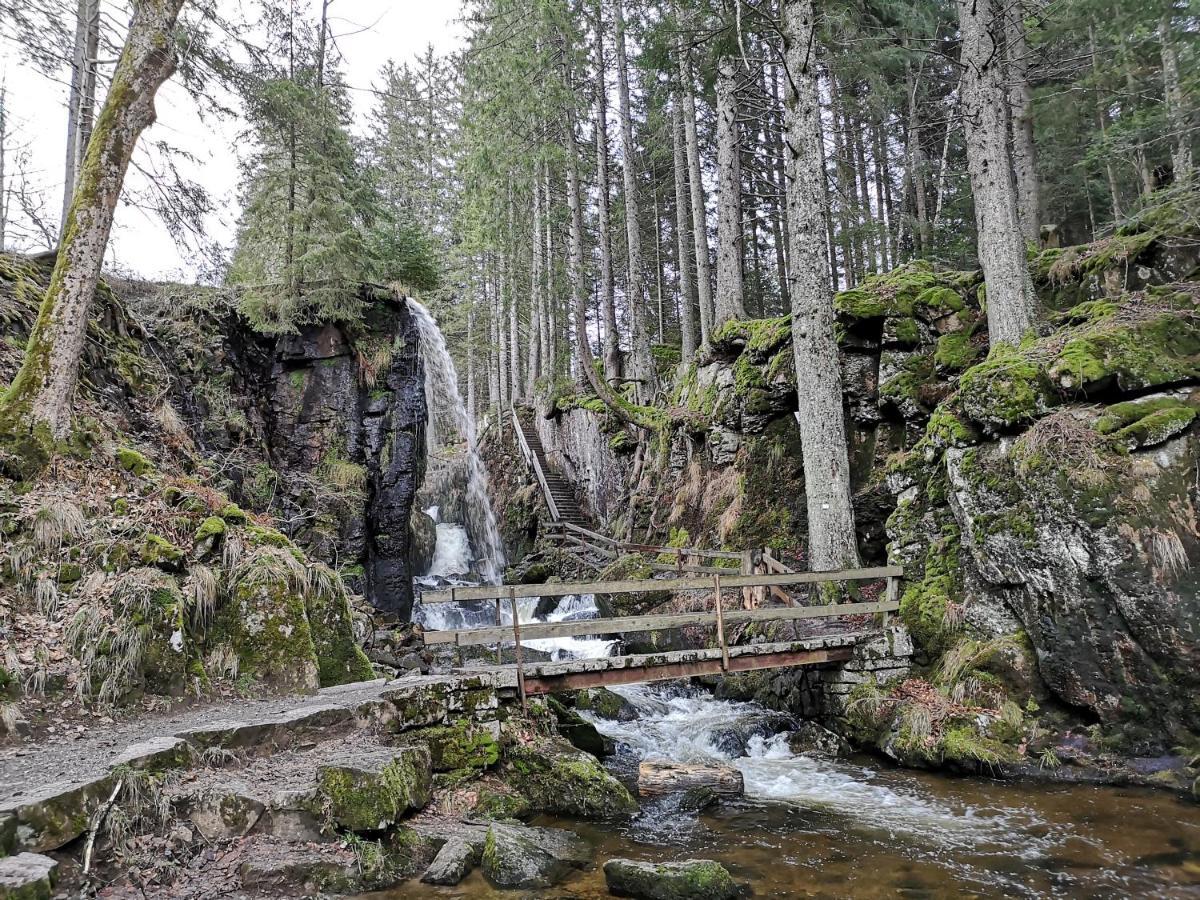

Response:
(420, 564), (903, 603)
(510, 405), (560, 522)
(546, 520), (745, 561)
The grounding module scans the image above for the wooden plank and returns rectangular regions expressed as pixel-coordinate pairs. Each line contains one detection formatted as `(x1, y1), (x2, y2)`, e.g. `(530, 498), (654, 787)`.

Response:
(422, 599), (900, 646)
(420, 565), (904, 603)
(762, 552), (794, 575)
(521, 647), (853, 694)
(556, 521), (745, 560)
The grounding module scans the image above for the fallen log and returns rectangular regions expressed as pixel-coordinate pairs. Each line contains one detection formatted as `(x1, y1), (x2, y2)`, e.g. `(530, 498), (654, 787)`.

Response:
(637, 761), (744, 798)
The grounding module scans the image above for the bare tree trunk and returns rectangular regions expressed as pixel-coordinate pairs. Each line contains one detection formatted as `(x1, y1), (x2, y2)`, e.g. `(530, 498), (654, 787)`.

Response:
(0, 83), (6, 250)
(676, 4), (714, 345)
(958, 0), (1037, 347)
(827, 75), (857, 285)
(1159, 12), (1192, 184)
(467, 289), (477, 423)
(768, 61), (790, 306)
(715, 53), (747, 330)
(61, 0), (99, 234)
(1123, 57), (1156, 198)
(542, 163), (556, 377)
(528, 181), (543, 393)
(653, 185), (665, 343)
(612, 0), (656, 401)
(3, 0), (185, 448)
(932, 74), (962, 227)
(872, 125), (891, 270)
(497, 253), (509, 410)
(1088, 23), (1123, 220)
(905, 60), (931, 255)
(672, 101), (698, 363)
(852, 108), (875, 274)
(1005, 1), (1040, 243)
(782, 0), (861, 572)
(594, 0), (623, 381)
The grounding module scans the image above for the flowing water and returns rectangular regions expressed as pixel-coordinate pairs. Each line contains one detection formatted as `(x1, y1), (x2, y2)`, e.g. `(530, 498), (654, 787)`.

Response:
(401, 305), (1200, 898)
(408, 297), (506, 584)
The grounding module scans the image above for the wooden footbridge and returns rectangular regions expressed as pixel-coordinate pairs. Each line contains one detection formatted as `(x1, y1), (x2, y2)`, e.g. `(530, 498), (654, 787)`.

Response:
(418, 404), (904, 706)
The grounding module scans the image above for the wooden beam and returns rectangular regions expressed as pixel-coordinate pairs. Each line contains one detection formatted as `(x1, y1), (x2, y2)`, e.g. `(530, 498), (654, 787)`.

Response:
(521, 647), (854, 694)
(420, 565), (904, 603)
(554, 521), (745, 560)
(422, 599), (900, 646)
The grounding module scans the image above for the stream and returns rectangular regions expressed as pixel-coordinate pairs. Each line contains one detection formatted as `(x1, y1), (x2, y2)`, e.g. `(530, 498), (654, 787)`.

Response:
(405, 303), (1200, 898)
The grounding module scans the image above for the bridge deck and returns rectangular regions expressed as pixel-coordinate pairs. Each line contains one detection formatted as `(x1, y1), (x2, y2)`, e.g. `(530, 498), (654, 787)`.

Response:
(458, 631), (870, 694)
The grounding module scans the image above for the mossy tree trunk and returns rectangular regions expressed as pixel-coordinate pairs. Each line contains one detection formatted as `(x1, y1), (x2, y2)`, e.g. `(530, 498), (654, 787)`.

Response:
(2, 0), (185, 446)
(957, 0), (1037, 347)
(782, 0), (862, 572)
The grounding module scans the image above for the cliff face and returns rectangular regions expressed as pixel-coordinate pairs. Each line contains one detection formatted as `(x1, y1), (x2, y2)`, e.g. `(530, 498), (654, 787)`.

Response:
(518, 200), (1200, 760)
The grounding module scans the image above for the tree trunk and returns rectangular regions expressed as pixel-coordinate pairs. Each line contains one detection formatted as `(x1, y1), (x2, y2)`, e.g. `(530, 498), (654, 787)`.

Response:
(905, 60), (931, 255)
(1159, 12), (1192, 184)
(594, 0), (623, 382)
(612, 0), (656, 401)
(638, 761), (744, 798)
(672, 101), (698, 363)
(1005, 1), (1040, 243)
(852, 108), (875, 274)
(782, 0), (862, 572)
(467, 289), (477, 423)
(61, 0), (100, 234)
(542, 163), (556, 377)
(676, 4), (714, 345)
(714, 54), (746, 329)
(1088, 23), (1123, 220)
(528, 181), (543, 393)
(958, 0), (1037, 347)
(872, 125), (891, 270)
(768, 61), (790, 306)
(3, 0), (185, 446)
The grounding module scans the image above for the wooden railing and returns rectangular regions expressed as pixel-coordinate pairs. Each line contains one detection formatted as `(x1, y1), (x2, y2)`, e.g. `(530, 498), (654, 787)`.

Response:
(420, 565), (902, 708)
(510, 406), (560, 522)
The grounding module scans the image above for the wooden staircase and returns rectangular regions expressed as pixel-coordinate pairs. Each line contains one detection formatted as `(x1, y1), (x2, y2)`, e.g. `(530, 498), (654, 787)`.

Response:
(512, 408), (587, 526)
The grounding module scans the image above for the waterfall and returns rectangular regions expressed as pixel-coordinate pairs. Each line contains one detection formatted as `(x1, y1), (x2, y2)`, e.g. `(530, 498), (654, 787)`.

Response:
(407, 297), (506, 584)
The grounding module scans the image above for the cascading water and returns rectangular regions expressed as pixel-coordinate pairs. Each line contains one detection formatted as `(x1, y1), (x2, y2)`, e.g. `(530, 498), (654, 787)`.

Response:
(407, 298), (506, 585)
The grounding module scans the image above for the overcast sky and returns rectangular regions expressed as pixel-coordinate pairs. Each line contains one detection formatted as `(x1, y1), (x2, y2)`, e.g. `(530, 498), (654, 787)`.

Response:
(2, 0), (466, 280)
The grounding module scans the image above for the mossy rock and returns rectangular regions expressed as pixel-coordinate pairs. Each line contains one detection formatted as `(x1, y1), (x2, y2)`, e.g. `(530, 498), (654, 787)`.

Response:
(194, 516), (226, 542)
(316, 746), (433, 832)
(416, 720), (500, 772)
(501, 738), (637, 818)
(957, 345), (1057, 431)
(472, 786), (532, 820)
(547, 696), (614, 757)
(139, 534), (185, 570)
(210, 558), (320, 693)
(603, 858), (740, 900)
(218, 503), (249, 524)
(1096, 396), (1198, 450)
(116, 447), (154, 477)
(574, 687), (638, 721)
(304, 571), (374, 687)
(1047, 313), (1200, 395)
(595, 555), (670, 617)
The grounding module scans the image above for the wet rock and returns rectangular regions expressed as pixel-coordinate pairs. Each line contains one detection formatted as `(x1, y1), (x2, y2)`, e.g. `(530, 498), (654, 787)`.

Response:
(706, 711), (794, 757)
(787, 721), (851, 757)
(481, 823), (592, 889)
(502, 738), (637, 818)
(111, 736), (195, 772)
(677, 786), (718, 812)
(603, 858), (740, 900)
(548, 696), (615, 757)
(421, 836), (482, 885)
(409, 508), (437, 577)
(317, 746), (432, 831)
(0, 852), (58, 900)
(575, 687), (639, 721)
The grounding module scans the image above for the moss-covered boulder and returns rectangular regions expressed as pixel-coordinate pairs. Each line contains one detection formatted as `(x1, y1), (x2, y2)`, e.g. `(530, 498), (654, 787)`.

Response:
(575, 687), (638, 721)
(501, 737), (637, 818)
(603, 858), (740, 900)
(316, 746), (432, 832)
(212, 548), (320, 693)
(416, 719), (500, 772)
(481, 823), (592, 889)
(0, 852), (59, 900)
(595, 554), (671, 617)
(303, 566), (374, 687)
(547, 696), (614, 757)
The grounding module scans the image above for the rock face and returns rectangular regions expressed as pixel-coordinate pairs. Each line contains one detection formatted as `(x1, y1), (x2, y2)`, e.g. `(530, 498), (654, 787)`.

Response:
(156, 288), (427, 618)
(481, 823), (592, 889)
(0, 853), (58, 900)
(603, 858), (740, 900)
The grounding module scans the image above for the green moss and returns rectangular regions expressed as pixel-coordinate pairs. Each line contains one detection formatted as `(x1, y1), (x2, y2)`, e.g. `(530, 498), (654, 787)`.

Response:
(317, 748), (432, 831)
(574, 687), (633, 720)
(934, 332), (981, 372)
(958, 344), (1056, 430)
(417, 720), (500, 772)
(473, 786), (531, 820)
(879, 353), (938, 411)
(1047, 314), (1200, 394)
(139, 533), (184, 569)
(710, 315), (791, 358)
(288, 369), (308, 390)
(116, 446), (154, 476)
(218, 503), (249, 524)
(924, 407), (978, 449)
(897, 524), (961, 659)
(243, 524), (293, 548)
(915, 286), (966, 314)
(1054, 299), (1119, 325)
(56, 562), (83, 584)
(304, 570), (374, 687)
(938, 723), (1017, 768)
(1105, 404), (1197, 449)
(502, 739), (637, 818)
(891, 317), (921, 345)
(111, 498), (129, 515)
(194, 516), (226, 542)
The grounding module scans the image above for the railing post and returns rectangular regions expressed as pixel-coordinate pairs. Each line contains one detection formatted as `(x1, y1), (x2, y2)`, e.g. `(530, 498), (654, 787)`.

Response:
(509, 587), (527, 713)
(495, 597), (504, 665)
(885, 574), (899, 629)
(713, 574), (729, 671)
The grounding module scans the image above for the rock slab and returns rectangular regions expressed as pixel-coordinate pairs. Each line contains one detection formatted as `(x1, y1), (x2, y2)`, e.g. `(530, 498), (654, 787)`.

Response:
(603, 858), (740, 900)
(482, 823), (592, 888)
(0, 852), (58, 900)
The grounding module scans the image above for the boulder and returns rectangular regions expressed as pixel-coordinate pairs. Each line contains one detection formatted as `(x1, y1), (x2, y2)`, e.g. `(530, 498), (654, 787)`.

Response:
(0, 853), (58, 900)
(502, 738), (637, 818)
(421, 837), (481, 886)
(787, 721), (851, 757)
(603, 858), (740, 900)
(575, 687), (639, 721)
(316, 746), (432, 831)
(548, 696), (615, 757)
(481, 823), (592, 889)
(188, 783), (265, 841)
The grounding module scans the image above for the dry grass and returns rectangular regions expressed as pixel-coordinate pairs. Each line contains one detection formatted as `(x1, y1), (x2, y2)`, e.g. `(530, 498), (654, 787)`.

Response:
(320, 457), (368, 493)
(0, 701), (24, 735)
(1012, 407), (1107, 474)
(184, 565), (220, 628)
(1147, 528), (1191, 583)
(152, 401), (189, 443)
(31, 499), (85, 551)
